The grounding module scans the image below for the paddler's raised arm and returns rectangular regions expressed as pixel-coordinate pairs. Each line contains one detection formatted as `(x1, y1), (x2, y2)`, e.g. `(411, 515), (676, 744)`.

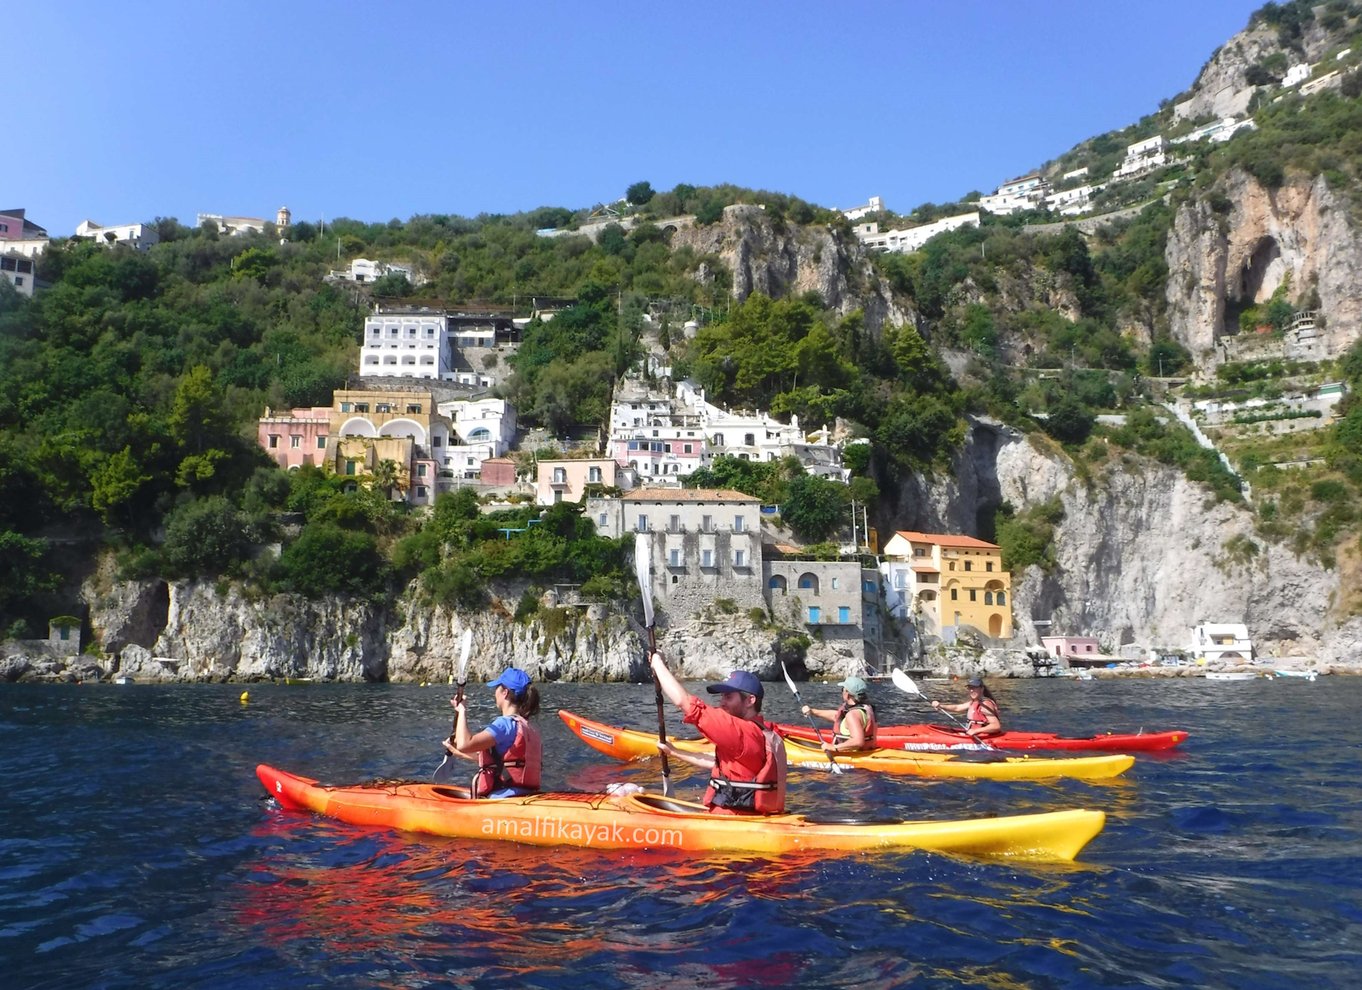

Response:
(649, 651), (695, 711)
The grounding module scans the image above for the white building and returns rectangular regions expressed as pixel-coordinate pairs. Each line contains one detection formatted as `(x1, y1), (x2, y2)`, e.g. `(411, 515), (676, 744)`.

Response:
(1113, 136), (1168, 178)
(841, 195), (885, 221)
(852, 212), (980, 253)
(977, 175), (1049, 216)
(196, 213), (269, 236)
(74, 220), (159, 251)
(1170, 117), (1256, 146)
(361, 310), (449, 380)
(435, 396), (517, 481)
(1190, 623), (1254, 663)
(329, 257), (422, 285)
(1282, 63), (1311, 87)
(673, 381), (846, 479)
(1045, 184), (1101, 216)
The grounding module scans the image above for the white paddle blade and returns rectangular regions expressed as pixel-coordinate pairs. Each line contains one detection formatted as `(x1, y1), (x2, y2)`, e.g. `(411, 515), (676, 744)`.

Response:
(634, 536), (654, 628)
(780, 661), (800, 696)
(890, 668), (922, 696)
(458, 628), (473, 679)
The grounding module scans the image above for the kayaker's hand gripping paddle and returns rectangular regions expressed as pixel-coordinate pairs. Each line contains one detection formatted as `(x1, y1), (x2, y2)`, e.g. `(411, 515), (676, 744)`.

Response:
(890, 668), (998, 751)
(635, 537), (672, 796)
(781, 662), (844, 774)
(432, 628), (474, 783)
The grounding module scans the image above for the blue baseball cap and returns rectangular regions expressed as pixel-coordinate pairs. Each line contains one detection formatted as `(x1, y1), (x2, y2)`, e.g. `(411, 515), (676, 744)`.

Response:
(489, 668), (532, 695)
(705, 670), (763, 699)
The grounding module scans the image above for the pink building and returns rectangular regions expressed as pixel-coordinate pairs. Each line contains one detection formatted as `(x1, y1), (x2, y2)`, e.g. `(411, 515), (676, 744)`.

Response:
(479, 457), (517, 487)
(258, 406), (331, 469)
(1042, 636), (1102, 659)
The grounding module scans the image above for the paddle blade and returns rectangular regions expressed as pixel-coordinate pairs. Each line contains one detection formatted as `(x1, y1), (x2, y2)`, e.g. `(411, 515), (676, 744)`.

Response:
(634, 536), (654, 628)
(780, 661), (801, 698)
(432, 754), (458, 784)
(457, 628), (473, 682)
(890, 668), (923, 696)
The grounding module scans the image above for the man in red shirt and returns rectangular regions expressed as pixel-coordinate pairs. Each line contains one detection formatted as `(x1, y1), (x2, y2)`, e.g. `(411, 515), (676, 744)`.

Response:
(649, 652), (787, 815)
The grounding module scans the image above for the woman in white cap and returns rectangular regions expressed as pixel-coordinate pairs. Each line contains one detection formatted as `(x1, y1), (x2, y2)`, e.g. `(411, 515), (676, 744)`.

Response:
(801, 675), (878, 753)
(932, 675), (1002, 739)
(443, 667), (542, 797)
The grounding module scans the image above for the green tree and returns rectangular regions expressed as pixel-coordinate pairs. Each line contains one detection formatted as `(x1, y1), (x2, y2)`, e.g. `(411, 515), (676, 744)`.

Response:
(160, 496), (253, 577)
(90, 447), (152, 525)
(275, 522), (389, 598)
(626, 181), (656, 206)
(781, 474), (850, 542)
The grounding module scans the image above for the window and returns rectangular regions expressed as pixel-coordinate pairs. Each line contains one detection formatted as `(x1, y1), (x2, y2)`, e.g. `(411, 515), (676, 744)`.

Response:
(317, 437), (326, 449)
(863, 580), (875, 593)
(345, 461), (357, 476)
(290, 436), (301, 449)
(734, 515), (745, 533)
(808, 606), (821, 623)
(669, 514), (680, 533)
(969, 589), (977, 602)
(364, 355), (379, 364)
(683, 444), (693, 454)
(950, 588), (958, 601)
(13, 277), (22, 286)
(838, 606), (850, 624)
(701, 549), (713, 568)
(948, 561), (956, 571)
(341, 402), (351, 412)
(964, 560), (972, 572)
(668, 548), (682, 567)
(701, 514), (712, 532)
(589, 466), (602, 483)
(268, 435), (279, 449)
(432, 435), (442, 447)
(997, 591), (1006, 605)
(417, 464), (427, 477)
(831, 577), (839, 590)
(733, 549), (746, 567)
(552, 467), (566, 483)
(416, 486), (427, 498)
(637, 515), (649, 533)
(914, 547), (927, 557)
(986, 561), (994, 572)
(984, 591), (993, 605)
(598, 513), (608, 527)
(769, 575), (788, 593)
(798, 573), (819, 593)
(744, 433), (755, 445)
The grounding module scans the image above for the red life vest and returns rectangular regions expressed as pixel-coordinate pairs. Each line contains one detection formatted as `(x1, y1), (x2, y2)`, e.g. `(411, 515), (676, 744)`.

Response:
(705, 722), (787, 815)
(967, 697), (1001, 735)
(474, 714), (542, 797)
(833, 703), (878, 747)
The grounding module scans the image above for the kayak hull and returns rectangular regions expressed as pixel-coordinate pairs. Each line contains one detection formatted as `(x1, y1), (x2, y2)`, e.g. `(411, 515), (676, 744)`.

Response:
(775, 722), (1189, 753)
(558, 711), (1134, 781)
(256, 764), (1105, 861)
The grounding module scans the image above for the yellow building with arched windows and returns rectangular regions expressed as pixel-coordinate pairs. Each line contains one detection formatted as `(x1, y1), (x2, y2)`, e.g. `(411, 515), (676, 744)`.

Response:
(880, 531), (1013, 640)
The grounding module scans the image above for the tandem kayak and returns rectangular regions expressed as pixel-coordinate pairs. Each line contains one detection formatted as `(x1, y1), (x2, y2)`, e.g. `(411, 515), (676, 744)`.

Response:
(256, 764), (1105, 861)
(774, 722), (1189, 753)
(558, 711), (1135, 781)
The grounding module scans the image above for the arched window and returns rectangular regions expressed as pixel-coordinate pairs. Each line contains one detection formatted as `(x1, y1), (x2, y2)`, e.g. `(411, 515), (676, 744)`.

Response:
(984, 591), (994, 605)
(997, 591), (1006, 605)
(797, 572), (819, 594)
(769, 575), (788, 594)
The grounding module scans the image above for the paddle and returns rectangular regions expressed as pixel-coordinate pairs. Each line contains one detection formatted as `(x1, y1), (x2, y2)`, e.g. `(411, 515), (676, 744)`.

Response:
(780, 662), (844, 775)
(432, 628), (475, 783)
(889, 668), (999, 752)
(634, 537), (672, 797)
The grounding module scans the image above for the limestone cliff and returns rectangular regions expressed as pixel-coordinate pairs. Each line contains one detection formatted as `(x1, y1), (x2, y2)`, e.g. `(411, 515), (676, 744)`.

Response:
(66, 571), (859, 685)
(1165, 169), (1362, 364)
(897, 421), (1362, 665)
(669, 204), (915, 332)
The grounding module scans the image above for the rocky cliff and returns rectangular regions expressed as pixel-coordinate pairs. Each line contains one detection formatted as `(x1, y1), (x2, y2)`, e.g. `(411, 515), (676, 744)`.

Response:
(1165, 169), (1362, 363)
(900, 421), (1362, 665)
(4, 566), (863, 684)
(669, 204), (915, 332)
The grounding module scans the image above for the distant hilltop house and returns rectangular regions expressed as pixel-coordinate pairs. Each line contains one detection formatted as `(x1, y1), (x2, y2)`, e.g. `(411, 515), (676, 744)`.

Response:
(196, 206), (291, 238)
(257, 387), (517, 504)
(0, 208), (50, 262)
(852, 212), (980, 254)
(841, 195), (885, 221)
(359, 306), (521, 389)
(73, 220), (159, 251)
(880, 531), (1012, 641)
(327, 257), (425, 287)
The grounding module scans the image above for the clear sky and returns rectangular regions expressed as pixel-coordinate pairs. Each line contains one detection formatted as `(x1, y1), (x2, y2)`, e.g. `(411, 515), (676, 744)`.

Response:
(12, 1), (1260, 235)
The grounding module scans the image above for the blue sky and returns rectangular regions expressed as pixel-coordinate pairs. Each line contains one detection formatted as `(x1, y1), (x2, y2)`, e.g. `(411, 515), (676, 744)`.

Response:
(13, 1), (1259, 235)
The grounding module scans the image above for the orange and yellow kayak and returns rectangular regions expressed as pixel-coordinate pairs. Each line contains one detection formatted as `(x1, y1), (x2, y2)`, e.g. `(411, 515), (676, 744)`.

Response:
(256, 764), (1105, 861)
(559, 710), (1135, 781)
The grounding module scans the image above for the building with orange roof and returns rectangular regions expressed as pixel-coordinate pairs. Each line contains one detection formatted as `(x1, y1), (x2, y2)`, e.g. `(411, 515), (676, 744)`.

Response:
(880, 530), (1012, 640)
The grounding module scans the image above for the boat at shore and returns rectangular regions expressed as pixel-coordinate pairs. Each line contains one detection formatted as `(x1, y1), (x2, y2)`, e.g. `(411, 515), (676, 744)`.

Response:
(775, 721), (1188, 753)
(1204, 671), (1260, 681)
(256, 764), (1105, 860)
(559, 711), (1134, 781)
(1273, 669), (1319, 681)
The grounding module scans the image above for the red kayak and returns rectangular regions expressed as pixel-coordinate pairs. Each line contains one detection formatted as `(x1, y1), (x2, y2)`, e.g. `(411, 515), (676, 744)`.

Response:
(777, 722), (1188, 753)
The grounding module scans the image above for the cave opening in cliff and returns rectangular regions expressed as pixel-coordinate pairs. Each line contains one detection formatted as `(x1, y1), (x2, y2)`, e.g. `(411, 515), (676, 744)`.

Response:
(1223, 236), (1284, 337)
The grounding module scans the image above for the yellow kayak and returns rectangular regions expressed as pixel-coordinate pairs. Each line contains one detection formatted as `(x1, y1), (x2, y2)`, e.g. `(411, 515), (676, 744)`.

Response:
(258, 764), (1106, 861)
(559, 710), (1135, 781)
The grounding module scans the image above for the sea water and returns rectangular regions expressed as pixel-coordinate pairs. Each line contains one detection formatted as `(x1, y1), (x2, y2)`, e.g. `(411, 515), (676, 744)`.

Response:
(2, 677), (1359, 989)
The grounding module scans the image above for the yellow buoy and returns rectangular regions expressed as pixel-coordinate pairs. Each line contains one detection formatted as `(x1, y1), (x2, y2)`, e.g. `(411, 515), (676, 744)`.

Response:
(240, 690), (250, 704)
(420, 681), (428, 688)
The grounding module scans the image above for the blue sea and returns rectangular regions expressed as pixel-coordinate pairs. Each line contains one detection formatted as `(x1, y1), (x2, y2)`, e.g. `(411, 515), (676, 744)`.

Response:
(2, 676), (1360, 989)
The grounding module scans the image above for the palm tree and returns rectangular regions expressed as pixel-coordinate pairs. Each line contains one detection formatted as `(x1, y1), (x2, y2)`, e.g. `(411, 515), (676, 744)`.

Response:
(369, 458), (404, 501)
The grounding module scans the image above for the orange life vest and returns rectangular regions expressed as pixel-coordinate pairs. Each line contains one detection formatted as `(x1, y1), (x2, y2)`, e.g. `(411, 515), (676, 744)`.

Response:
(474, 714), (542, 797)
(705, 722), (787, 815)
(833, 702), (878, 747)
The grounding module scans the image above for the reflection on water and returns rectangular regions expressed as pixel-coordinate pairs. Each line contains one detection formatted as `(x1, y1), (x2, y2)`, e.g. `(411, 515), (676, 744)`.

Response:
(2, 679), (1361, 988)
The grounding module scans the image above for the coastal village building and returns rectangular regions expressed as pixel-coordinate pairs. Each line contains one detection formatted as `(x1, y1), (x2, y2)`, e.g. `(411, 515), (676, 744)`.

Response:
(852, 212), (980, 254)
(0, 208), (49, 259)
(840, 195), (885, 221)
(880, 531), (1012, 640)
(0, 253), (38, 297)
(360, 307), (519, 388)
(590, 488), (868, 664)
(327, 258), (422, 285)
(1189, 623), (1254, 663)
(608, 379), (709, 482)
(73, 220), (159, 251)
(535, 457), (629, 505)
(1113, 136), (1169, 179)
(437, 397), (516, 481)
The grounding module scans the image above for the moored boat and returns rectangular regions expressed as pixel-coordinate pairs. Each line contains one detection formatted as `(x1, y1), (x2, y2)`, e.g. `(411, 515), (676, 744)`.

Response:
(558, 711), (1134, 781)
(256, 764), (1105, 861)
(1273, 669), (1319, 681)
(775, 721), (1188, 753)
(1205, 671), (1260, 681)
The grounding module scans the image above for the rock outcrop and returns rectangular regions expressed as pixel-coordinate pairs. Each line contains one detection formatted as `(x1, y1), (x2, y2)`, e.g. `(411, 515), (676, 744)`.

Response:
(1165, 169), (1362, 364)
(669, 204), (915, 332)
